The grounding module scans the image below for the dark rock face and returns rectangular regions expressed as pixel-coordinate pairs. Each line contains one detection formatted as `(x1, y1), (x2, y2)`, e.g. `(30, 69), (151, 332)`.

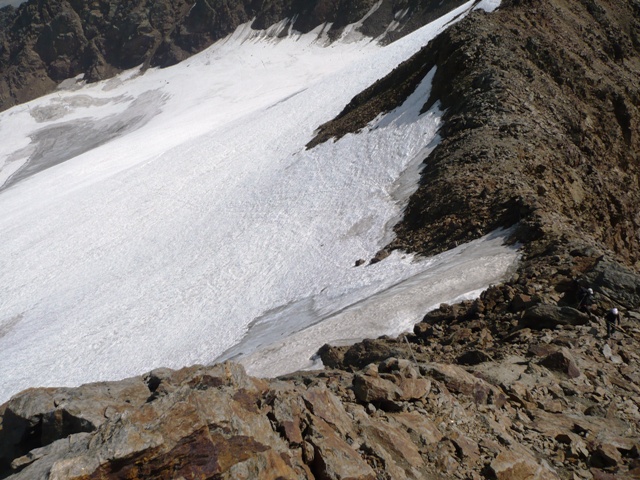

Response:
(0, 0), (469, 112)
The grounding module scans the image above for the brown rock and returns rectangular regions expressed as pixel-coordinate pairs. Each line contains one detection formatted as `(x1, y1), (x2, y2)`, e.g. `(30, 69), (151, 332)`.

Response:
(394, 376), (432, 401)
(308, 418), (376, 480)
(359, 417), (424, 478)
(457, 349), (492, 365)
(510, 293), (535, 312)
(303, 386), (353, 439)
(352, 373), (401, 406)
(448, 430), (480, 464)
(538, 348), (581, 378)
(520, 304), (589, 330)
(527, 343), (558, 358)
(422, 363), (504, 405)
(388, 412), (443, 445)
(489, 449), (560, 479)
(589, 443), (623, 469)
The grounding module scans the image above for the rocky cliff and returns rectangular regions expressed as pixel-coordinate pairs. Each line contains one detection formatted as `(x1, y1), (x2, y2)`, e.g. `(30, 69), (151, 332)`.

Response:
(1, 0), (640, 479)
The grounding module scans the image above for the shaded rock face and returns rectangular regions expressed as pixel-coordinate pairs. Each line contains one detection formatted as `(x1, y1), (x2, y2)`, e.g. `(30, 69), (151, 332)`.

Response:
(0, 0), (469, 112)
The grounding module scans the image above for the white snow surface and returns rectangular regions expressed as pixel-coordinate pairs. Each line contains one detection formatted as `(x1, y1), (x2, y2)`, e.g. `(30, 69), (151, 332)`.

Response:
(473, 0), (502, 13)
(0, 1), (514, 404)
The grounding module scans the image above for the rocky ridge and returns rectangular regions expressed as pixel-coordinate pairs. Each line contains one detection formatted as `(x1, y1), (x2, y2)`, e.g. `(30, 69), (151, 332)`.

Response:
(1, 0), (640, 478)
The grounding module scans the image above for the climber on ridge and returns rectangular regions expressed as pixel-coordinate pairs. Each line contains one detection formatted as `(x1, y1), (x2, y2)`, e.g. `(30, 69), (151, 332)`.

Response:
(605, 307), (621, 339)
(577, 286), (595, 313)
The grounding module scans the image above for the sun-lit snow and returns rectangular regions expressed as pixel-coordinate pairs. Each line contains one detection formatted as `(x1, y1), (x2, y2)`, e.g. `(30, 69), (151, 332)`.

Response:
(474, 0), (502, 13)
(0, 0), (512, 404)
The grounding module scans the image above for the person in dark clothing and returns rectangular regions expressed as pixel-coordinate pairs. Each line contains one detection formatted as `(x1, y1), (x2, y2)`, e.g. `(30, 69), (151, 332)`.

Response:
(605, 307), (620, 338)
(577, 286), (595, 313)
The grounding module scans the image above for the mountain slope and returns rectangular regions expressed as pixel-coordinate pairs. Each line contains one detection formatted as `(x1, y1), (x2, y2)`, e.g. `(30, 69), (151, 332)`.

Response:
(0, 0), (470, 112)
(1, 0), (640, 478)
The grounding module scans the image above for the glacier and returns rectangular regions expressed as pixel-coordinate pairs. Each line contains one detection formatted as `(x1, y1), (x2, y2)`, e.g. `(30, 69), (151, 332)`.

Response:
(0, 0), (515, 404)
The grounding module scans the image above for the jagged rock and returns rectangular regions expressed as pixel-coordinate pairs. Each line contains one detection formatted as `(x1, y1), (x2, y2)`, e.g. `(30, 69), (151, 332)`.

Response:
(589, 442), (623, 469)
(352, 372), (401, 406)
(488, 448), (559, 479)
(527, 343), (558, 358)
(520, 304), (590, 330)
(585, 260), (640, 310)
(448, 430), (480, 464)
(0, 376), (150, 469)
(341, 339), (403, 370)
(358, 417), (424, 479)
(387, 412), (443, 445)
(303, 385), (354, 439)
(457, 349), (492, 365)
(538, 348), (581, 378)
(307, 418), (376, 480)
(510, 293), (536, 312)
(394, 376), (431, 401)
(422, 363), (505, 405)
(317, 344), (347, 369)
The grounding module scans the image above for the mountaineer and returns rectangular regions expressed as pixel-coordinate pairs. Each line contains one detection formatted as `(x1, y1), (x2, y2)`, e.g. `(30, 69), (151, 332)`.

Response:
(604, 307), (621, 338)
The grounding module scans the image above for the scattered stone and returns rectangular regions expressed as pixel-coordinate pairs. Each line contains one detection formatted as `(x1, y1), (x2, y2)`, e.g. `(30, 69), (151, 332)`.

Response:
(538, 348), (581, 378)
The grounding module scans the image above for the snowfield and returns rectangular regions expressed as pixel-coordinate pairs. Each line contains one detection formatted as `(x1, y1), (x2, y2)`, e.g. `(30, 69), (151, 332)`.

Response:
(0, 0), (511, 404)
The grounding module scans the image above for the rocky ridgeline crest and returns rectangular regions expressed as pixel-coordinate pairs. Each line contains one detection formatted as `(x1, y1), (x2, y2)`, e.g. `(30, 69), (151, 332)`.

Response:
(0, 0), (467, 111)
(2, 0), (640, 478)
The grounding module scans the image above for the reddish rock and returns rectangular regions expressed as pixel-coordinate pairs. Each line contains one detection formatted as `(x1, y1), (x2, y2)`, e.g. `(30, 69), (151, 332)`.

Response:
(307, 418), (376, 480)
(352, 373), (401, 406)
(538, 348), (581, 378)
(489, 449), (560, 479)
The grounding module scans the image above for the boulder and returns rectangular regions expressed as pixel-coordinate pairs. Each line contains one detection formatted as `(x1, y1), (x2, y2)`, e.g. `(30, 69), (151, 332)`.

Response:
(538, 348), (581, 378)
(489, 448), (560, 479)
(520, 304), (589, 330)
(422, 363), (505, 405)
(352, 373), (401, 406)
(457, 349), (492, 365)
(358, 417), (424, 479)
(0, 376), (150, 469)
(585, 260), (640, 310)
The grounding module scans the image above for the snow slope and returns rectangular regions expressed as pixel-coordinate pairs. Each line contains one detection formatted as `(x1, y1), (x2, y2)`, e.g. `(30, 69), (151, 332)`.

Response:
(0, 0), (512, 404)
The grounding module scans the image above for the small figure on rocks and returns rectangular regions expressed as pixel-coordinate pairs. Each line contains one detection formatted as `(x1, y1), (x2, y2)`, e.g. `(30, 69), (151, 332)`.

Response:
(604, 307), (620, 338)
(577, 286), (595, 313)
